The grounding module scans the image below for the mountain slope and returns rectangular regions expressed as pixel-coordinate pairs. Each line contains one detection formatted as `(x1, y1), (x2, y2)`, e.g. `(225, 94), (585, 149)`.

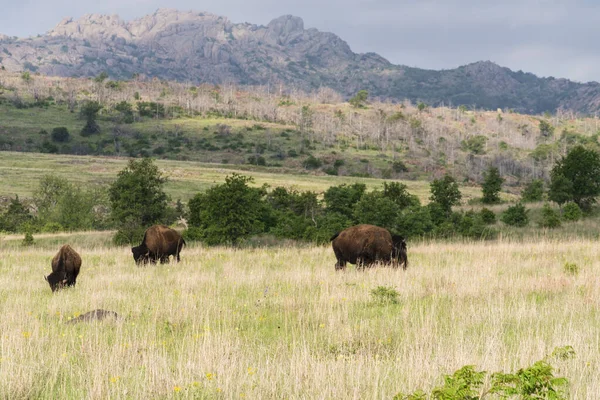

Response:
(2, 8), (600, 114)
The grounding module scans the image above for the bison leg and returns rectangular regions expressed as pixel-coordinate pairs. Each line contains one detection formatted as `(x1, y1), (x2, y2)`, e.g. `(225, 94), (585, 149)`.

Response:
(159, 256), (170, 264)
(335, 259), (346, 271)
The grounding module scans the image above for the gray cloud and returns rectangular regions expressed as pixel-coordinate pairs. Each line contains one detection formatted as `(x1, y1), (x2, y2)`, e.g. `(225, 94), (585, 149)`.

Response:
(2, 0), (599, 82)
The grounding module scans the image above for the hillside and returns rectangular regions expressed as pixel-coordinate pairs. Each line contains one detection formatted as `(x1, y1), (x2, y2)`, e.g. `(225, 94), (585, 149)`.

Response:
(1, 70), (598, 190)
(2, 9), (600, 113)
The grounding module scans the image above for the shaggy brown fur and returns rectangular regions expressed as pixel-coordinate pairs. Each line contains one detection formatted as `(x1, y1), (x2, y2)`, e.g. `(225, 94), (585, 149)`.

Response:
(330, 224), (408, 271)
(132, 225), (186, 265)
(65, 309), (121, 324)
(45, 244), (82, 292)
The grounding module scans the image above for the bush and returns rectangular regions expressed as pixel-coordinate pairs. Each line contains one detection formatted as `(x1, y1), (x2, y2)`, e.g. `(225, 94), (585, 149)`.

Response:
(353, 191), (400, 231)
(187, 174), (271, 245)
(22, 232), (34, 247)
(539, 203), (561, 228)
(303, 155), (322, 170)
(41, 222), (63, 233)
(392, 160), (408, 173)
(51, 127), (70, 142)
(480, 208), (496, 224)
(371, 286), (399, 305)
(395, 348), (571, 400)
(501, 203), (529, 227)
(562, 202), (582, 221)
(522, 179), (545, 202)
(113, 224), (146, 246)
(396, 206), (434, 238)
(563, 262), (579, 276)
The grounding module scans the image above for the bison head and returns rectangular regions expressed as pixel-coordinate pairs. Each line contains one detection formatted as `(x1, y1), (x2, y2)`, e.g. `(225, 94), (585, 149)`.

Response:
(45, 272), (67, 292)
(391, 235), (408, 270)
(131, 245), (150, 265)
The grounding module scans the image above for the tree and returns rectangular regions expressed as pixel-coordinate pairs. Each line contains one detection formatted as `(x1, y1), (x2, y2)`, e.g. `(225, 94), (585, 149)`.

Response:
(0, 196), (34, 232)
(349, 90), (368, 108)
(548, 174), (573, 207)
(187, 174), (270, 245)
(323, 183), (366, 220)
(539, 120), (555, 137)
(51, 127), (70, 142)
(482, 166), (504, 204)
(34, 175), (70, 221)
(550, 145), (600, 210)
(383, 182), (420, 209)
(353, 191), (400, 231)
(80, 101), (103, 136)
(115, 101), (134, 124)
(109, 158), (169, 229)
(521, 179), (544, 202)
(430, 174), (462, 215)
(94, 71), (109, 83)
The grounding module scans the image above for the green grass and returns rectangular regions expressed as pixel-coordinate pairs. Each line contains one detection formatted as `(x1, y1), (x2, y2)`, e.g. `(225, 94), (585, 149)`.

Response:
(0, 151), (482, 202)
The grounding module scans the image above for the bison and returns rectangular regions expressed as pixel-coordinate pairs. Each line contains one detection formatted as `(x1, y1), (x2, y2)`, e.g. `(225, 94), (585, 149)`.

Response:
(45, 244), (82, 292)
(330, 224), (408, 271)
(132, 225), (186, 265)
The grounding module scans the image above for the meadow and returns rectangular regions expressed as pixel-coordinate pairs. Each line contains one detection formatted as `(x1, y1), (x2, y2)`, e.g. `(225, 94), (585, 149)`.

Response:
(0, 151), (487, 203)
(0, 232), (598, 398)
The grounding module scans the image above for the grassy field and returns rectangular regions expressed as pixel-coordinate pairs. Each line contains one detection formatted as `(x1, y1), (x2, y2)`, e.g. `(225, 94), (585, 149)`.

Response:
(0, 151), (489, 203)
(0, 232), (596, 398)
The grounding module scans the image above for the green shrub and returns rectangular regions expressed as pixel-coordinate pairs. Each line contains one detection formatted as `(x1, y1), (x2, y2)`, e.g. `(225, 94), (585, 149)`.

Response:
(522, 179), (545, 202)
(562, 202), (582, 221)
(370, 286), (399, 305)
(392, 160), (408, 173)
(539, 203), (561, 228)
(563, 262), (579, 276)
(303, 155), (322, 169)
(51, 127), (70, 142)
(480, 208), (496, 224)
(113, 225), (146, 246)
(501, 203), (529, 227)
(22, 232), (34, 247)
(396, 349), (571, 400)
(41, 222), (63, 233)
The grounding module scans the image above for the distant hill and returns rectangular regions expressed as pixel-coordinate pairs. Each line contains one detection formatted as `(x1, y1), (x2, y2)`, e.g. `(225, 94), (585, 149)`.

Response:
(2, 8), (600, 114)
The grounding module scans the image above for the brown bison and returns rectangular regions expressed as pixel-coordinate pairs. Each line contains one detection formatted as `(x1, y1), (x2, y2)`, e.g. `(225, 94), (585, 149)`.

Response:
(132, 225), (186, 265)
(45, 244), (82, 292)
(330, 224), (408, 271)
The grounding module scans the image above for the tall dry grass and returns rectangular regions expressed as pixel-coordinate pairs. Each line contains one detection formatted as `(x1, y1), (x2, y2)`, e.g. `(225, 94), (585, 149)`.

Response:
(0, 237), (598, 398)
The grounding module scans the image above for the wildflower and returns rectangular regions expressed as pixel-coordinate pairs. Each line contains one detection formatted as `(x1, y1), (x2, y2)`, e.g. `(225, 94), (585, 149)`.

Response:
(217, 388), (222, 392)
(22, 331), (31, 338)
(247, 367), (255, 375)
(193, 381), (200, 387)
(319, 323), (325, 328)
(173, 386), (182, 392)
(205, 373), (214, 380)
(109, 376), (120, 383)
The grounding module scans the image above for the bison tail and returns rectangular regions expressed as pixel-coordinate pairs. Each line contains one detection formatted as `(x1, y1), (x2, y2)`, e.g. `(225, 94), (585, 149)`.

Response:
(329, 232), (340, 242)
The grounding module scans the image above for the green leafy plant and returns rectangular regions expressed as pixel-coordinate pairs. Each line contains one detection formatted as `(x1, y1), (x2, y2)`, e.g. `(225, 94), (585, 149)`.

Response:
(563, 262), (579, 276)
(370, 286), (400, 305)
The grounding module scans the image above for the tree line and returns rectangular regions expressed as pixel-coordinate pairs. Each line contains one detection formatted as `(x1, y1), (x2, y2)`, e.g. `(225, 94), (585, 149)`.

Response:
(1, 145), (599, 243)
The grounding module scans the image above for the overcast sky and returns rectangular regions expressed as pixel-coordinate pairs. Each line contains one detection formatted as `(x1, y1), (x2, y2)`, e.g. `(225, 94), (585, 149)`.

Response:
(1, 0), (598, 82)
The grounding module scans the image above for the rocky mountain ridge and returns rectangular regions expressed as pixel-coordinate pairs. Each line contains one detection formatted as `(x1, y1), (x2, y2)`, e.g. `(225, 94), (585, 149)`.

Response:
(2, 8), (600, 114)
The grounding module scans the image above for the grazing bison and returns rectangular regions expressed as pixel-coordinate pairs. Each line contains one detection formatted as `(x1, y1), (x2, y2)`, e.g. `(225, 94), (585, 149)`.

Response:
(45, 244), (82, 292)
(330, 224), (408, 271)
(132, 225), (185, 265)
